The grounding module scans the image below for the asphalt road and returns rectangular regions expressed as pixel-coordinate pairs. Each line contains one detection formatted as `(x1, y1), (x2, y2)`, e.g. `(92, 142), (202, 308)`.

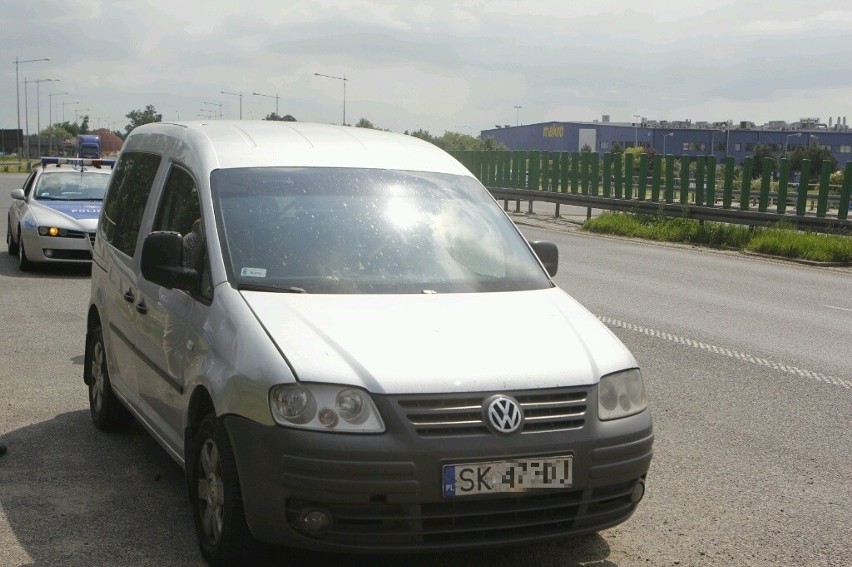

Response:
(1, 173), (850, 567)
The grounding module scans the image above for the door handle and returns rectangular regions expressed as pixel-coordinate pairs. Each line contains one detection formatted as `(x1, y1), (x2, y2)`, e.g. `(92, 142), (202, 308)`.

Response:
(123, 289), (134, 303)
(136, 300), (147, 315)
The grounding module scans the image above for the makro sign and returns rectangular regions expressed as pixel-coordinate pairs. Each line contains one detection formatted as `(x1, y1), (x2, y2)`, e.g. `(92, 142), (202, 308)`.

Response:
(542, 124), (564, 138)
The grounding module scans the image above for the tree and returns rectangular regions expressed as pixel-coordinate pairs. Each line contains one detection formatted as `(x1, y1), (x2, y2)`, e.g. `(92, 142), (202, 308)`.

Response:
(788, 141), (837, 180)
(355, 117), (377, 129)
(610, 142), (623, 154)
(407, 129), (441, 147)
(624, 146), (644, 170)
(750, 143), (777, 179)
(125, 105), (162, 135)
(354, 118), (389, 131)
(264, 112), (297, 122)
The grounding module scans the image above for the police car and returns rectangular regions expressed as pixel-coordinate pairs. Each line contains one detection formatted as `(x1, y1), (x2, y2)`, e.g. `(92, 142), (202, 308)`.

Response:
(7, 157), (115, 271)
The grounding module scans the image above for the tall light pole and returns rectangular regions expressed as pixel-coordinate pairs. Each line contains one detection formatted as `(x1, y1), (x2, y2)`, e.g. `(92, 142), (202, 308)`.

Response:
(252, 91), (280, 117)
(663, 132), (674, 156)
(14, 56), (49, 157)
(710, 130), (724, 156)
(48, 91), (69, 127)
(221, 90), (243, 119)
(75, 107), (90, 127)
(314, 73), (348, 125)
(24, 77), (58, 158)
(784, 132), (802, 158)
(62, 101), (79, 123)
(48, 91), (69, 155)
(633, 114), (640, 146)
(514, 105), (522, 127)
(203, 101), (223, 119)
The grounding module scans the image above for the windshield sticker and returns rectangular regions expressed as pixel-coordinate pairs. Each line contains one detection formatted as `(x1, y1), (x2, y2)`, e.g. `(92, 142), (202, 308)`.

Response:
(240, 267), (267, 278)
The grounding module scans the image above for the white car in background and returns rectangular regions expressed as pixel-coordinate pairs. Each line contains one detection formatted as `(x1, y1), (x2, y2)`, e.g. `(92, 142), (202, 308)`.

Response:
(7, 157), (115, 270)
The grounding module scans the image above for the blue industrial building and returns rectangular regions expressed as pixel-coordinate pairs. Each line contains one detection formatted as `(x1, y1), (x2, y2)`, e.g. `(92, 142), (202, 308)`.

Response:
(481, 118), (852, 169)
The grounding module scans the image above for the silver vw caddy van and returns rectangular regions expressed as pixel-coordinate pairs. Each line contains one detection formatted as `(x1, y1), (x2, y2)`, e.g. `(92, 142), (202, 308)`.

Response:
(85, 121), (652, 566)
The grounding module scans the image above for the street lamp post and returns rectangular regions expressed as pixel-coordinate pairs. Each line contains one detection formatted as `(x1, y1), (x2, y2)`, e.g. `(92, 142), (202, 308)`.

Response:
(75, 108), (90, 127)
(14, 57), (49, 157)
(252, 91), (280, 117)
(514, 105), (522, 127)
(203, 101), (223, 119)
(663, 132), (674, 155)
(633, 114), (640, 146)
(710, 130), (724, 156)
(62, 101), (79, 123)
(783, 132), (802, 158)
(24, 77), (58, 158)
(221, 91), (243, 119)
(314, 73), (348, 125)
(48, 91), (69, 155)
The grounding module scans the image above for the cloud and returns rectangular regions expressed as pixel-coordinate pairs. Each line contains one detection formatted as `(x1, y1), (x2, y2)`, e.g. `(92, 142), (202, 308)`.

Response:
(2, 0), (851, 136)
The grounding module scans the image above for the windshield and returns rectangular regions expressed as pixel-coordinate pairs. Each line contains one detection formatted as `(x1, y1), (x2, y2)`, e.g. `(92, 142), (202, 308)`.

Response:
(212, 167), (552, 294)
(34, 171), (109, 201)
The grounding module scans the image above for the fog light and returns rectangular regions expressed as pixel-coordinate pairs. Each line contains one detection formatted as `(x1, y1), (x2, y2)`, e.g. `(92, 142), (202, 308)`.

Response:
(630, 481), (645, 503)
(44, 249), (54, 258)
(300, 509), (332, 534)
(318, 408), (338, 428)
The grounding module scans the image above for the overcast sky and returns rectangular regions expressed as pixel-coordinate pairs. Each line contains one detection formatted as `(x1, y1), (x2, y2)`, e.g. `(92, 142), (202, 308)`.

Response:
(3, 0), (851, 136)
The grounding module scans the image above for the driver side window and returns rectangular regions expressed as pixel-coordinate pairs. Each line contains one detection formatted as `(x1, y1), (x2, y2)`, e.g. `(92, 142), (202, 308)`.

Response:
(153, 165), (212, 300)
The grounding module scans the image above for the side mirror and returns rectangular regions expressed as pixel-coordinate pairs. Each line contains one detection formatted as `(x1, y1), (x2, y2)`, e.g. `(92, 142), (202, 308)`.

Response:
(141, 231), (199, 292)
(530, 240), (558, 277)
(11, 189), (25, 201)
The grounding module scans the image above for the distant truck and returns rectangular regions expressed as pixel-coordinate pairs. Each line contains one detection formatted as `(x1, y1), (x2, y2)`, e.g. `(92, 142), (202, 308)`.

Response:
(77, 134), (101, 159)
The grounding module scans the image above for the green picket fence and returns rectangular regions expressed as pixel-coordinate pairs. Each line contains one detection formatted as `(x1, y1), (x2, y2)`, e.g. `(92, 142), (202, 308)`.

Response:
(449, 151), (852, 222)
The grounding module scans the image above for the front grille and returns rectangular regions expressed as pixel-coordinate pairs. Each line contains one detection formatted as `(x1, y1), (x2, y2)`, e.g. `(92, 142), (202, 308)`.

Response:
(398, 388), (587, 438)
(286, 479), (639, 547)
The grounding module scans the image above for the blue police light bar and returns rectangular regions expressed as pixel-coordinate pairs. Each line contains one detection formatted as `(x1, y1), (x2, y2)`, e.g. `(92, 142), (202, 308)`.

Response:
(41, 157), (116, 168)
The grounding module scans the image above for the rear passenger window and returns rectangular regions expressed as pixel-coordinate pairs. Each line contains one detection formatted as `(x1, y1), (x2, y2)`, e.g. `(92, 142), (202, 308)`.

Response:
(101, 152), (161, 257)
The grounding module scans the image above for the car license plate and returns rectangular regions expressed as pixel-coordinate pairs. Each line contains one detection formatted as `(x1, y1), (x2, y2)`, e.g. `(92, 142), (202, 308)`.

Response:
(442, 455), (573, 497)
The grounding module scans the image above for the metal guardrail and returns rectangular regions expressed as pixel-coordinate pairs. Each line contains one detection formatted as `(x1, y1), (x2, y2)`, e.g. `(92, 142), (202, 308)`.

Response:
(452, 150), (852, 233)
(487, 187), (852, 233)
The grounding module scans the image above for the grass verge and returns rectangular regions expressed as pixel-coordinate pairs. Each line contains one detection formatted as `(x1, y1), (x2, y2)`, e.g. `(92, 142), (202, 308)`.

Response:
(583, 212), (851, 264)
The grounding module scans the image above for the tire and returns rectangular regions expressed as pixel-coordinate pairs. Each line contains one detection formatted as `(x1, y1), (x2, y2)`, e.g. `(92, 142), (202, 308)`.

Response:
(190, 412), (267, 566)
(17, 228), (33, 271)
(6, 221), (17, 256)
(86, 325), (134, 431)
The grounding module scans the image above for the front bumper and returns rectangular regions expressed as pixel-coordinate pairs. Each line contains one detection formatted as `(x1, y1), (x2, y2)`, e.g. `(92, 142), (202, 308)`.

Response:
(21, 228), (94, 263)
(224, 385), (653, 552)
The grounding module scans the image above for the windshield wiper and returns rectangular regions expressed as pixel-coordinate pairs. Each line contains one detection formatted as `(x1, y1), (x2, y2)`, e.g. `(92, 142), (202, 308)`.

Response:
(237, 283), (308, 294)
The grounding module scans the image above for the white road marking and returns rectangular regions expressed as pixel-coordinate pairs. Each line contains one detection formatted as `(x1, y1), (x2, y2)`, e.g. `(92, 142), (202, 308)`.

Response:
(598, 316), (850, 390)
(823, 304), (852, 313)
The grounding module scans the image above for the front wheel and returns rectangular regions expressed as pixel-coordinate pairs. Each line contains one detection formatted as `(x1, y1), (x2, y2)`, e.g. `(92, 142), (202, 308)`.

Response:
(17, 229), (32, 271)
(190, 412), (267, 566)
(7, 221), (17, 255)
(86, 325), (133, 430)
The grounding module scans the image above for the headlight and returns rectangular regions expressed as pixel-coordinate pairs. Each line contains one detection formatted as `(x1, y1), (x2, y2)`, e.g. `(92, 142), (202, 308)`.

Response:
(598, 369), (647, 421)
(38, 226), (69, 237)
(269, 384), (385, 433)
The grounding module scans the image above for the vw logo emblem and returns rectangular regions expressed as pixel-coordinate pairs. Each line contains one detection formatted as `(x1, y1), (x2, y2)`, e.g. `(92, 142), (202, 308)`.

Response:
(484, 395), (524, 435)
